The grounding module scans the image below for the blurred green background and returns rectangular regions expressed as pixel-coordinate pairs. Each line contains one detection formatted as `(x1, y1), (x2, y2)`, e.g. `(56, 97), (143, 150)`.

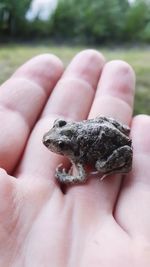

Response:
(0, 0), (150, 114)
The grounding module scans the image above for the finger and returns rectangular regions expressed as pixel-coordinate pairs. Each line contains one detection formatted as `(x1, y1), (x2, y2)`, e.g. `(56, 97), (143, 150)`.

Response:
(69, 60), (135, 214)
(115, 115), (150, 238)
(0, 54), (63, 173)
(17, 50), (105, 181)
(90, 60), (135, 122)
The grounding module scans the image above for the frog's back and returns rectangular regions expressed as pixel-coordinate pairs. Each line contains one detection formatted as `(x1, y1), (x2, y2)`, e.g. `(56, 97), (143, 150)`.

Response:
(74, 118), (131, 165)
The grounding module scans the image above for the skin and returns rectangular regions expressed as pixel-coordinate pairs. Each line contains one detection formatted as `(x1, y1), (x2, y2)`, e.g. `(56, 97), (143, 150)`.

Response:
(0, 50), (150, 267)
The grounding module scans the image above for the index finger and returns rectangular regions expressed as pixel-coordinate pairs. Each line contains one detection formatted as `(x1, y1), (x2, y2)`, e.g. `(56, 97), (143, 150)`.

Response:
(0, 54), (63, 173)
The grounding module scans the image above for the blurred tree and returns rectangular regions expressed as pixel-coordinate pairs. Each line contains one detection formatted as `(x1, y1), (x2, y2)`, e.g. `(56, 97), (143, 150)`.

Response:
(142, 22), (150, 41)
(0, 0), (32, 37)
(0, 0), (150, 43)
(50, 0), (77, 40)
(51, 0), (130, 43)
(124, 0), (150, 41)
(76, 0), (130, 42)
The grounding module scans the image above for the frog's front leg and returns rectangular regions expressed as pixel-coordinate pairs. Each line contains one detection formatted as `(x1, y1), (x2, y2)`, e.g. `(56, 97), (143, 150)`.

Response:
(55, 163), (87, 184)
(95, 145), (133, 177)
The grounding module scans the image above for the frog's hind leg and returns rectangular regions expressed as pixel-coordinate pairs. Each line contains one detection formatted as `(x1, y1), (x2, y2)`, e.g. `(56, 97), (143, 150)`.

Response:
(107, 117), (130, 136)
(95, 145), (133, 179)
(97, 117), (130, 136)
(55, 163), (87, 184)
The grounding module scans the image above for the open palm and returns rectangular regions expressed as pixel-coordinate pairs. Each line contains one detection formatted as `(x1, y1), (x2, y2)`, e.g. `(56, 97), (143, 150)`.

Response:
(0, 50), (150, 267)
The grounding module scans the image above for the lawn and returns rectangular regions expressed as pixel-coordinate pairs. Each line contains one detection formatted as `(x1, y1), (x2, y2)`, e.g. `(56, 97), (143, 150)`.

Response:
(0, 43), (150, 115)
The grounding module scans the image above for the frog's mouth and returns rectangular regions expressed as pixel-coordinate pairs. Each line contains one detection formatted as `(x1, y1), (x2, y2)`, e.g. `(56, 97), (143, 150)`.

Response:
(43, 136), (64, 154)
(43, 137), (50, 148)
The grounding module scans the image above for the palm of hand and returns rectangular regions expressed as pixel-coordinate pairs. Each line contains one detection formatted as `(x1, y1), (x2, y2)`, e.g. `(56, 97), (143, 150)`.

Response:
(0, 51), (150, 267)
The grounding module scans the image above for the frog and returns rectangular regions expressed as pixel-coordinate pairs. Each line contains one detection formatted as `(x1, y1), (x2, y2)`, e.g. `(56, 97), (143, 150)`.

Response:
(42, 116), (133, 184)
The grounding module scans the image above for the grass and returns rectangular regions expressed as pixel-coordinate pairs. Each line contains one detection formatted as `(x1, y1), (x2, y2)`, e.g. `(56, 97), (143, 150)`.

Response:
(0, 43), (150, 115)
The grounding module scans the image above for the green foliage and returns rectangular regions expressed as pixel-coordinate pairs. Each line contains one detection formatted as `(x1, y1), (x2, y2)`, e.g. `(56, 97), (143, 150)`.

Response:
(141, 22), (150, 41)
(50, 0), (78, 39)
(1, 0), (150, 43)
(78, 0), (129, 42)
(123, 0), (150, 41)
(26, 19), (51, 38)
(51, 0), (130, 43)
(0, 0), (32, 37)
(50, 0), (150, 43)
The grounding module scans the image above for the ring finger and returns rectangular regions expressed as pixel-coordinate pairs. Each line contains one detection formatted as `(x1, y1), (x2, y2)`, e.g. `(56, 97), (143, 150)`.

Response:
(69, 60), (135, 213)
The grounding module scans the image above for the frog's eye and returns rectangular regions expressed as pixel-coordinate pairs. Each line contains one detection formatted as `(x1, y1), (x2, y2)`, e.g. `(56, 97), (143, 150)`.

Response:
(64, 130), (73, 137)
(54, 119), (67, 127)
(58, 141), (65, 149)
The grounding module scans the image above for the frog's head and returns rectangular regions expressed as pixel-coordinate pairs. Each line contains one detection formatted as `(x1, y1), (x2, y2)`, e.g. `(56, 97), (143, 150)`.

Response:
(43, 119), (77, 156)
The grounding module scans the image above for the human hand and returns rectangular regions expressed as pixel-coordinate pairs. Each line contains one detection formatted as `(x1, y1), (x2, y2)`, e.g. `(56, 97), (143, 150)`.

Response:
(0, 50), (150, 267)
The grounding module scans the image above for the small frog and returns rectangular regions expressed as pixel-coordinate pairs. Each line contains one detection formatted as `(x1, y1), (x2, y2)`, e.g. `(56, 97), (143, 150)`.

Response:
(43, 117), (133, 184)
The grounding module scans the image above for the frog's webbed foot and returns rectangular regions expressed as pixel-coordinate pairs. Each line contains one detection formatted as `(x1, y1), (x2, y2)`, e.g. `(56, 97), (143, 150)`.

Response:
(55, 163), (87, 184)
